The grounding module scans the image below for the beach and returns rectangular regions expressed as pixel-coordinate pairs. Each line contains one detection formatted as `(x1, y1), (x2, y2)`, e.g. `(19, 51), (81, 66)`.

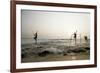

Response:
(21, 39), (90, 63)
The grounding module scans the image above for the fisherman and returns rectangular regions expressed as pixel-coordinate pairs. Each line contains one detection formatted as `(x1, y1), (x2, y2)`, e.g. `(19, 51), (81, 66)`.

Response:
(34, 32), (38, 44)
(73, 30), (77, 45)
(84, 36), (88, 42)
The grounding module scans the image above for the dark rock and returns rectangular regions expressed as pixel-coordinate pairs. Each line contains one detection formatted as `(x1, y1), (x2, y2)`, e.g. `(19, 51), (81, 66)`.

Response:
(73, 49), (86, 53)
(67, 48), (86, 53)
(63, 53), (67, 56)
(84, 47), (90, 50)
(38, 51), (51, 57)
(21, 53), (27, 58)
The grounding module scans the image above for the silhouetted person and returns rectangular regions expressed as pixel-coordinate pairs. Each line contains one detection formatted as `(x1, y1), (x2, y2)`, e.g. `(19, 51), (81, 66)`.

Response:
(34, 32), (38, 44)
(84, 36), (88, 42)
(73, 30), (77, 45)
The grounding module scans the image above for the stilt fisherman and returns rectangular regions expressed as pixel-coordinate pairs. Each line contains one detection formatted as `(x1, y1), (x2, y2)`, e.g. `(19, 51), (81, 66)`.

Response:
(34, 32), (38, 44)
(73, 30), (77, 45)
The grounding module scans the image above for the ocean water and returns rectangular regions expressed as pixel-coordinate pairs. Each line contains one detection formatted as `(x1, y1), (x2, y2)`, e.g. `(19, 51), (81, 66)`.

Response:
(21, 38), (89, 50)
(21, 38), (90, 62)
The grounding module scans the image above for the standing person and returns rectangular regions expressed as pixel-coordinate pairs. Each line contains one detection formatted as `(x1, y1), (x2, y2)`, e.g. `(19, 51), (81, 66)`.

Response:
(34, 32), (38, 44)
(84, 36), (88, 43)
(73, 30), (77, 45)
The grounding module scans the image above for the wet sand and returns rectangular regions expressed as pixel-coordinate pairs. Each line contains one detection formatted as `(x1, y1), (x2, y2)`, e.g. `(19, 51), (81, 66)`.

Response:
(22, 52), (89, 63)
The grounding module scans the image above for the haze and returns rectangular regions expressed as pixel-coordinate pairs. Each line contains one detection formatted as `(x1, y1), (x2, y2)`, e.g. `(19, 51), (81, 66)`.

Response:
(21, 10), (90, 39)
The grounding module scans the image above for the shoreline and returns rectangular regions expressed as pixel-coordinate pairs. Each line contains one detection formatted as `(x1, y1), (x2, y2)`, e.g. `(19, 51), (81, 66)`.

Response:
(21, 43), (90, 63)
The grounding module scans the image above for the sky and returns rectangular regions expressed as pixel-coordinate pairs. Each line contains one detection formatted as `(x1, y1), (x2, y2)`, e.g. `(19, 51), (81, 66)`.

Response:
(21, 10), (90, 39)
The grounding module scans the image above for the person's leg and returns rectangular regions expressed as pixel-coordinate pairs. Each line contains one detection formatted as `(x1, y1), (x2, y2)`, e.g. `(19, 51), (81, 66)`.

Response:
(35, 39), (37, 44)
(75, 38), (76, 45)
(36, 39), (37, 44)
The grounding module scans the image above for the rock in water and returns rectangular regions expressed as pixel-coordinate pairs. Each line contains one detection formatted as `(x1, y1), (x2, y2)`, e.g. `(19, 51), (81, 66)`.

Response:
(84, 47), (90, 50)
(38, 51), (51, 57)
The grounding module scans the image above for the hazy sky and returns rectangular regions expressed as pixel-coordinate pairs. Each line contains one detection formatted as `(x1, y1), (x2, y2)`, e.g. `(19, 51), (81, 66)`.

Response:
(21, 10), (90, 39)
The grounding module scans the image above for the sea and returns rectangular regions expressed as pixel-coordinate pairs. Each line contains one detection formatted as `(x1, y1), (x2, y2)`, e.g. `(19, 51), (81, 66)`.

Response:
(21, 38), (90, 62)
(21, 38), (89, 50)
